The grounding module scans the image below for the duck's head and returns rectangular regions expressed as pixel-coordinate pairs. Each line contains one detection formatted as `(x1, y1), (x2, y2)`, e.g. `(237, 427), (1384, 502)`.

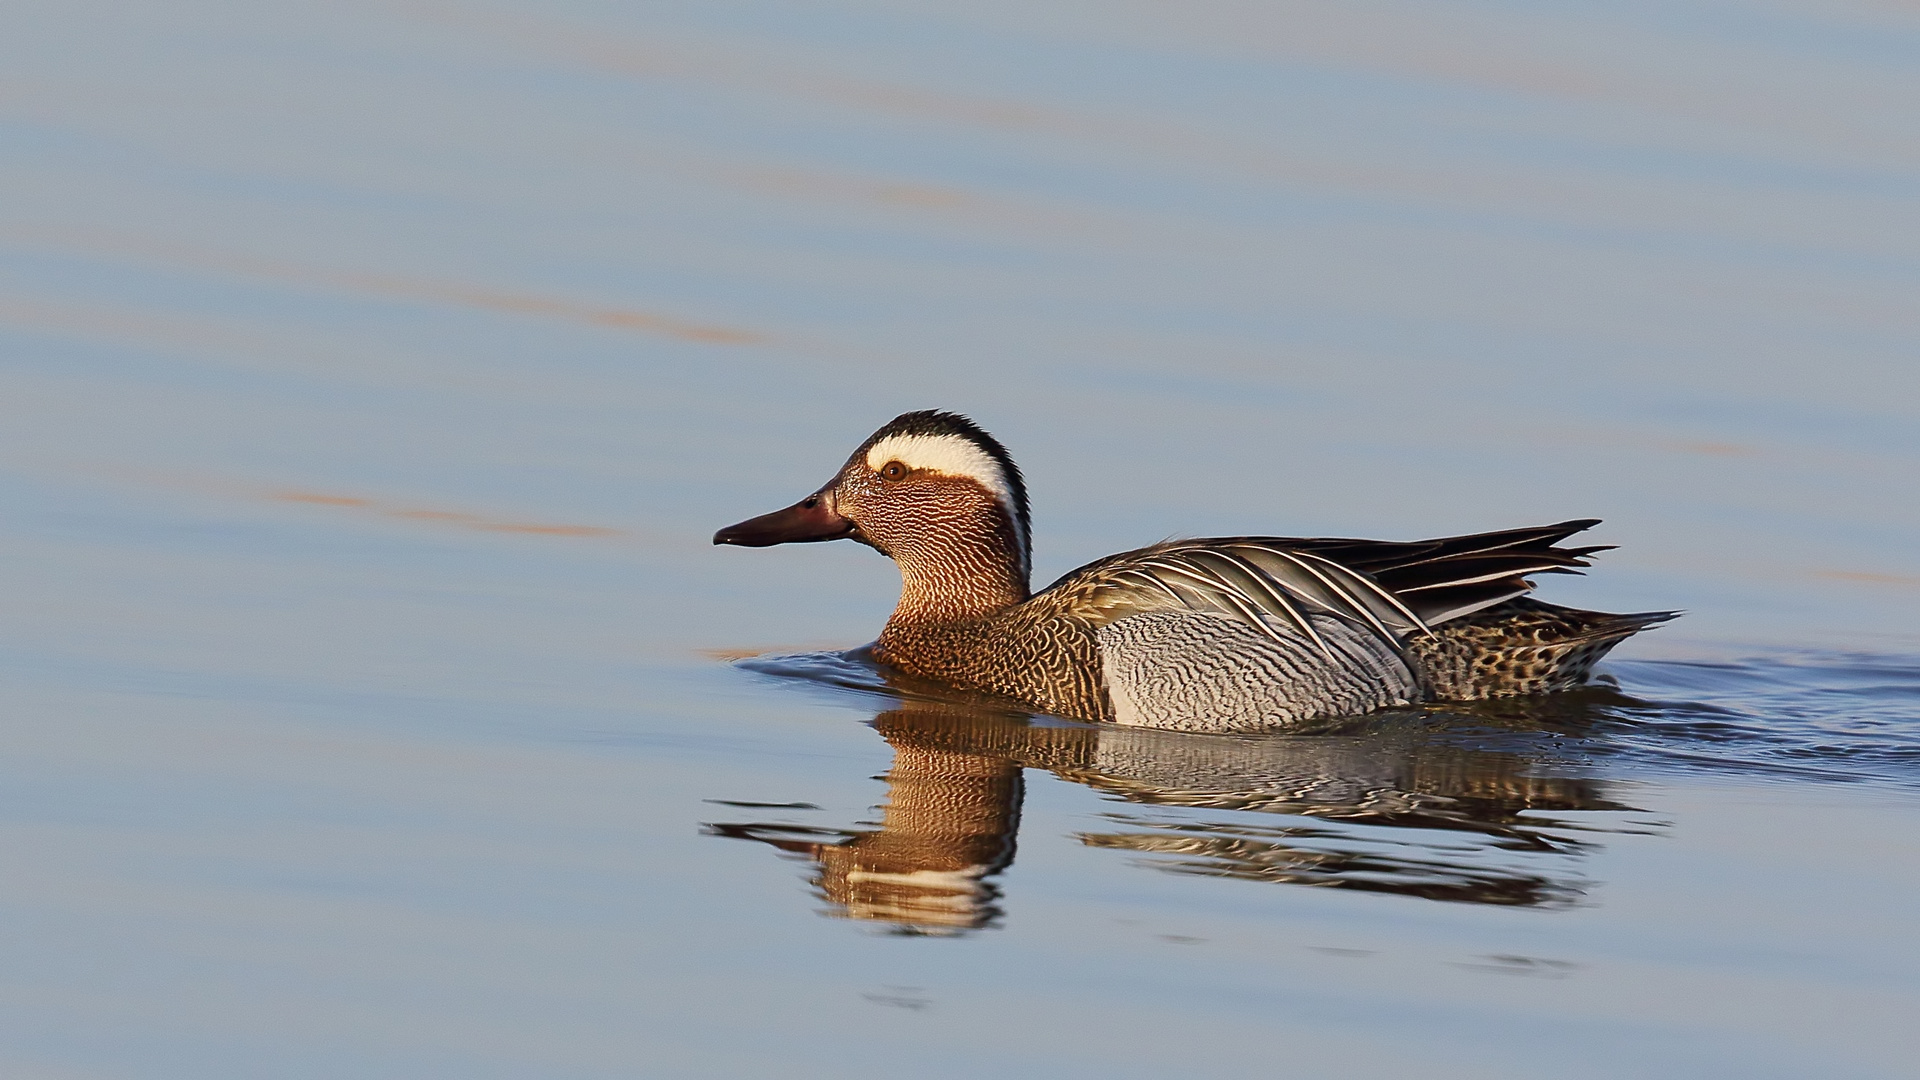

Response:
(714, 411), (1033, 612)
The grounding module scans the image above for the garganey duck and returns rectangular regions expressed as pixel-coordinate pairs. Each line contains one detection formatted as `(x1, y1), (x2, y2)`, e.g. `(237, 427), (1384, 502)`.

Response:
(715, 411), (1676, 733)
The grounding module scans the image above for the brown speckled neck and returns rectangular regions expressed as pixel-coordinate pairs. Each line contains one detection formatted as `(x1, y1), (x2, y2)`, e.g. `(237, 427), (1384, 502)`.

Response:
(860, 486), (1111, 722)
(877, 497), (1029, 637)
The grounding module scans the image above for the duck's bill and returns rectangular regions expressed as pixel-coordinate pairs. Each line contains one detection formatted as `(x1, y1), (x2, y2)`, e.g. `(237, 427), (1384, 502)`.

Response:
(713, 496), (856, 546)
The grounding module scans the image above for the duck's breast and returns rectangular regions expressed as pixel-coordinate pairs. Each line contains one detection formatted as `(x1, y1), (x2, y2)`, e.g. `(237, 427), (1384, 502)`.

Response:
(1094, 611), (1418, 733)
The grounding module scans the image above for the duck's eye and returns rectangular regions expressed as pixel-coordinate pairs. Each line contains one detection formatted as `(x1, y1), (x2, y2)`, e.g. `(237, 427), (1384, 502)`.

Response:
(880, 461), (909, 481)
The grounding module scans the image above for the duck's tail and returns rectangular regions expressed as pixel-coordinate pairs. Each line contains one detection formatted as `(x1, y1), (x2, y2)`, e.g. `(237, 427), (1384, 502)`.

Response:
(1407, 597), (1679, 701)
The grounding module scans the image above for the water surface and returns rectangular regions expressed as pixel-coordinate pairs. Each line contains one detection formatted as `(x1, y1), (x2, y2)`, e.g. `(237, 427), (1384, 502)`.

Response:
(1, 1), (1917, 1076)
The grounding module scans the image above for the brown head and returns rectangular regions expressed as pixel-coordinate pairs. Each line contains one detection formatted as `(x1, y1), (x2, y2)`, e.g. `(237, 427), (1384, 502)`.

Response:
(713, 411), (1033, 626)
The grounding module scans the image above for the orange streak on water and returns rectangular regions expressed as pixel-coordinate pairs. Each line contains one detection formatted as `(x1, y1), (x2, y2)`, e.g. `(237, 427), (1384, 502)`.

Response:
(702, 648), (770, 662)
(340, 276), (764, 345)
(699, 646), (849, 662)
(1669, 441), (1758, 456)
(274, 492), (373, 507)
(476, 522), (623, 537)
(1814, 570), (1920, 587)
(269, 490), (622, 538)
(0, 227), (765, 346)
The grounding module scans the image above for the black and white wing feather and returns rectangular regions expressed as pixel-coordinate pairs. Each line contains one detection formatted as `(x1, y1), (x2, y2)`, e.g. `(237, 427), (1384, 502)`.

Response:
(1041, 520), (1610, 658)
(1050, 541), (1426, 660)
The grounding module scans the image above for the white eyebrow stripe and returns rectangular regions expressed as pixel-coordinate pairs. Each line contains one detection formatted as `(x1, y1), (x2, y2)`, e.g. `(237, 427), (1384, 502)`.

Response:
(864, 432), (1027, 570)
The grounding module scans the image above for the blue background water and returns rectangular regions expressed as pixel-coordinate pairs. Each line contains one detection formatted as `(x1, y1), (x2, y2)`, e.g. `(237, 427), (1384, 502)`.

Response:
(1, 1), (1916, 1076)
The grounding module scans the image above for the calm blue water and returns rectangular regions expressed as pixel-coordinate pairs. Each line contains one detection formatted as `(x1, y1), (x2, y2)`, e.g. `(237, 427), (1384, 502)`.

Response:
(2, 1), (1917, 1076)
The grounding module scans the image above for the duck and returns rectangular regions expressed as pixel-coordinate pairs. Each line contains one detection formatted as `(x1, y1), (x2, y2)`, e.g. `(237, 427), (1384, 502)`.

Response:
(714, 410), (1676, 733)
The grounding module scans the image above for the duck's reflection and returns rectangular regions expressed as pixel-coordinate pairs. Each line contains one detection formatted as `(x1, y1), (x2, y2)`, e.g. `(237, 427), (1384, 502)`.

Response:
(710, 713), (1023, 932)
(707, 657), (1643, 934)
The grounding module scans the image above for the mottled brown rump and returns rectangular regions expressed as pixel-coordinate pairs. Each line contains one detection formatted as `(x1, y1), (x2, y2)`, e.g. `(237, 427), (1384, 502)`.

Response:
(1408, 597), (1676, 701)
